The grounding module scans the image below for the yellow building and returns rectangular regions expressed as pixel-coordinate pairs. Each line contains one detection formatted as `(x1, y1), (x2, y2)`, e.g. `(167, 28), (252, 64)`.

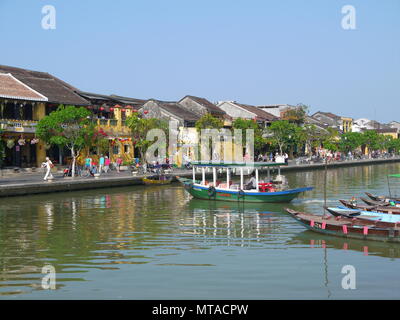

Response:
(76, 92), (147, 165)
(0, 65), (90, 168)
(341, 117), (353, 133)
(0, 65), (143, 168)
(375, 128), (399, 139)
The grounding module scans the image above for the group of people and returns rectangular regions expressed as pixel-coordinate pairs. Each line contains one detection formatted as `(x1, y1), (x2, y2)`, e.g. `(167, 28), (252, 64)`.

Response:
(52, 155), (125, 180)
(84, 155), (122, 175)
(256, 152), (289, 164)
(243, 171), (288, 191)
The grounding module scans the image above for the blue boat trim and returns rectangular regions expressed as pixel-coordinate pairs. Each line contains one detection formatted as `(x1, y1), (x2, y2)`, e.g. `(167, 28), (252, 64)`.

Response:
(187, 184), (313, 196)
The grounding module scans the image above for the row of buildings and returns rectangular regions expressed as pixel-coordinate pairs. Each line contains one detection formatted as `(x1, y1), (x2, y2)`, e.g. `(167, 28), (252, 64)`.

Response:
(0, 64), (398, 168)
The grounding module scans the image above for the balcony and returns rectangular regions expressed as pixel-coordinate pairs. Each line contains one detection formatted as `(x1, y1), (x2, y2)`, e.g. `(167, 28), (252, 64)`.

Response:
(0, 119), (38, 133)
(94, 118), (130, 135)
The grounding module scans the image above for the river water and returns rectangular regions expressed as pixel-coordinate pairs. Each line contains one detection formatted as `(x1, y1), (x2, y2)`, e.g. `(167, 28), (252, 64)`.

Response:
(1, 163), (400, 299)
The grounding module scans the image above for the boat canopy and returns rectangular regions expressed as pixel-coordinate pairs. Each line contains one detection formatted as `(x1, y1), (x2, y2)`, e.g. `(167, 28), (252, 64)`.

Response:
(388, 174), (400, 178)
(191, 161), (287, 168)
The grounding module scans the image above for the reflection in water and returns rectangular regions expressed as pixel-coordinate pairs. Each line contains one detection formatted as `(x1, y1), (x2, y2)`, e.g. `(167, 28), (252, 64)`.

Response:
(289, 231), (400, 260)
(1, 163), (400, 298)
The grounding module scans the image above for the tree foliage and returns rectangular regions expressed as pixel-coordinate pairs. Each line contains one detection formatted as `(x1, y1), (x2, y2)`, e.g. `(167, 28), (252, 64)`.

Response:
(362, 130), (382, 152)
(338, 132), (365, 153)
(36, 105), (95, 176)
(320, 127), (339, 152)
(281, 104), (308, 124)
(195, 113), (223, 131)
(386, 136), (400, 153)
(232, 118), (266, 153)
(296, 124), (321, 156)
(264, 120), (299, 155)
(126, 113), (168, 162)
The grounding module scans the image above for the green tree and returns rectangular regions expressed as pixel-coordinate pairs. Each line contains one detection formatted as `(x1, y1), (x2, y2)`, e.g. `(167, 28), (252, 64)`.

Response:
(281, 104), (309, 124)
(232, 118), (266, 154)
(362, 130), (381, 153)
(36, 105), (95, 177)
(296, 124), (322, 156)
(194, 113), (224, 161)
(338, 132), (364, 153)
(265, 120), (299, 155)
(386, 137), (400, 154)
(195, 113), (223, 131)
(126, 113), (168, 163)
(321, 127), (339, 152)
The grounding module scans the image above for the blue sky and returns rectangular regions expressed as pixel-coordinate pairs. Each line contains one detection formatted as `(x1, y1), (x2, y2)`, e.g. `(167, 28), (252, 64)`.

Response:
(0, 0), (399, 122)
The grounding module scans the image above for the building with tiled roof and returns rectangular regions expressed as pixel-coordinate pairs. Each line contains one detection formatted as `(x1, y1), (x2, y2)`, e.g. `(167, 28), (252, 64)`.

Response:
(0, 73), (48, 102)
(216, 101), (277, 126)
(179, 95), (225, 117)
(0, 64), (90, 168)
(0, 65), (89, 106)
(312, 111), (353, 133)
(140, 99), (200, 126)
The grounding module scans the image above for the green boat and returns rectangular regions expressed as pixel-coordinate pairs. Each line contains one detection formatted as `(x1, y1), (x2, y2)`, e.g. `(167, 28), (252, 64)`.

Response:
(177, 161), (313, 203)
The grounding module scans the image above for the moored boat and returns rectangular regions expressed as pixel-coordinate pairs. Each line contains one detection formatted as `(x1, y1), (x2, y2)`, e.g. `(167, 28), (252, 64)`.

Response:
(142, 175), (173, 185)
(339, 199), (400, 214)
(284, 208), (400, 243)
(178, 162), (313, 203)
(324, 206), (400, 225)
(365, 192), (400, 203)
(361, 197), (392, 207)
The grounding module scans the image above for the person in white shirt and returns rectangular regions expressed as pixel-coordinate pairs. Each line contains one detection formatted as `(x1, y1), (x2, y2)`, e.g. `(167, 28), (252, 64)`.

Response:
(43, 157), (53, 181)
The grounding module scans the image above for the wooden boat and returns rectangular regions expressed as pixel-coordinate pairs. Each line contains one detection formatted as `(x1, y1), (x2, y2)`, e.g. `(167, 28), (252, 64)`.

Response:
(324, 206), (400, 224)
(285, 208), (400, 243)
(142, 175), (173, 185)
(178, 162), (313, 203)
(361, 197), (392, 207)
(365, 192), (400, 203)
(339, 199), (400, 214)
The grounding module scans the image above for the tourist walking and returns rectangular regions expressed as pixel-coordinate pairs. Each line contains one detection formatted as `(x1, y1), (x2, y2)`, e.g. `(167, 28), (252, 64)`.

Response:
(99, 155), (105, 173)
(85, 156), (92, 170)
(43, 157), (54, 181)
(104, 156), (110, 173)
(116, 157), (123, 173)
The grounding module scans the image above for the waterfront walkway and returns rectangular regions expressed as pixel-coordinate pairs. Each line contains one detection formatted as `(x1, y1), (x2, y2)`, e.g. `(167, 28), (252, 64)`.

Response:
(1, 156), (400, 197)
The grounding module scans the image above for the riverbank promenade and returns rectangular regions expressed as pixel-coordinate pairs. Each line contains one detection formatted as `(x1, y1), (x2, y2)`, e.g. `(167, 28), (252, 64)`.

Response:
(1, 155), (400, 198)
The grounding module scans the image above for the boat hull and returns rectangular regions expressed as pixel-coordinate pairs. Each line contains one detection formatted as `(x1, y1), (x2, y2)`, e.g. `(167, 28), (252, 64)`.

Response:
(325, 206), (400, 225)
(142, 176), (172, 185)
(365, 192), (400, 203)
(339, 199), (400, 214)
(285, 208), (400, 243)
(178, 178), (312, 203)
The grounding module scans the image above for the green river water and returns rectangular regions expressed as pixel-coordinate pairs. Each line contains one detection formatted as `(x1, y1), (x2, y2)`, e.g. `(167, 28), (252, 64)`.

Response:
(1, 163), (400, 299)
